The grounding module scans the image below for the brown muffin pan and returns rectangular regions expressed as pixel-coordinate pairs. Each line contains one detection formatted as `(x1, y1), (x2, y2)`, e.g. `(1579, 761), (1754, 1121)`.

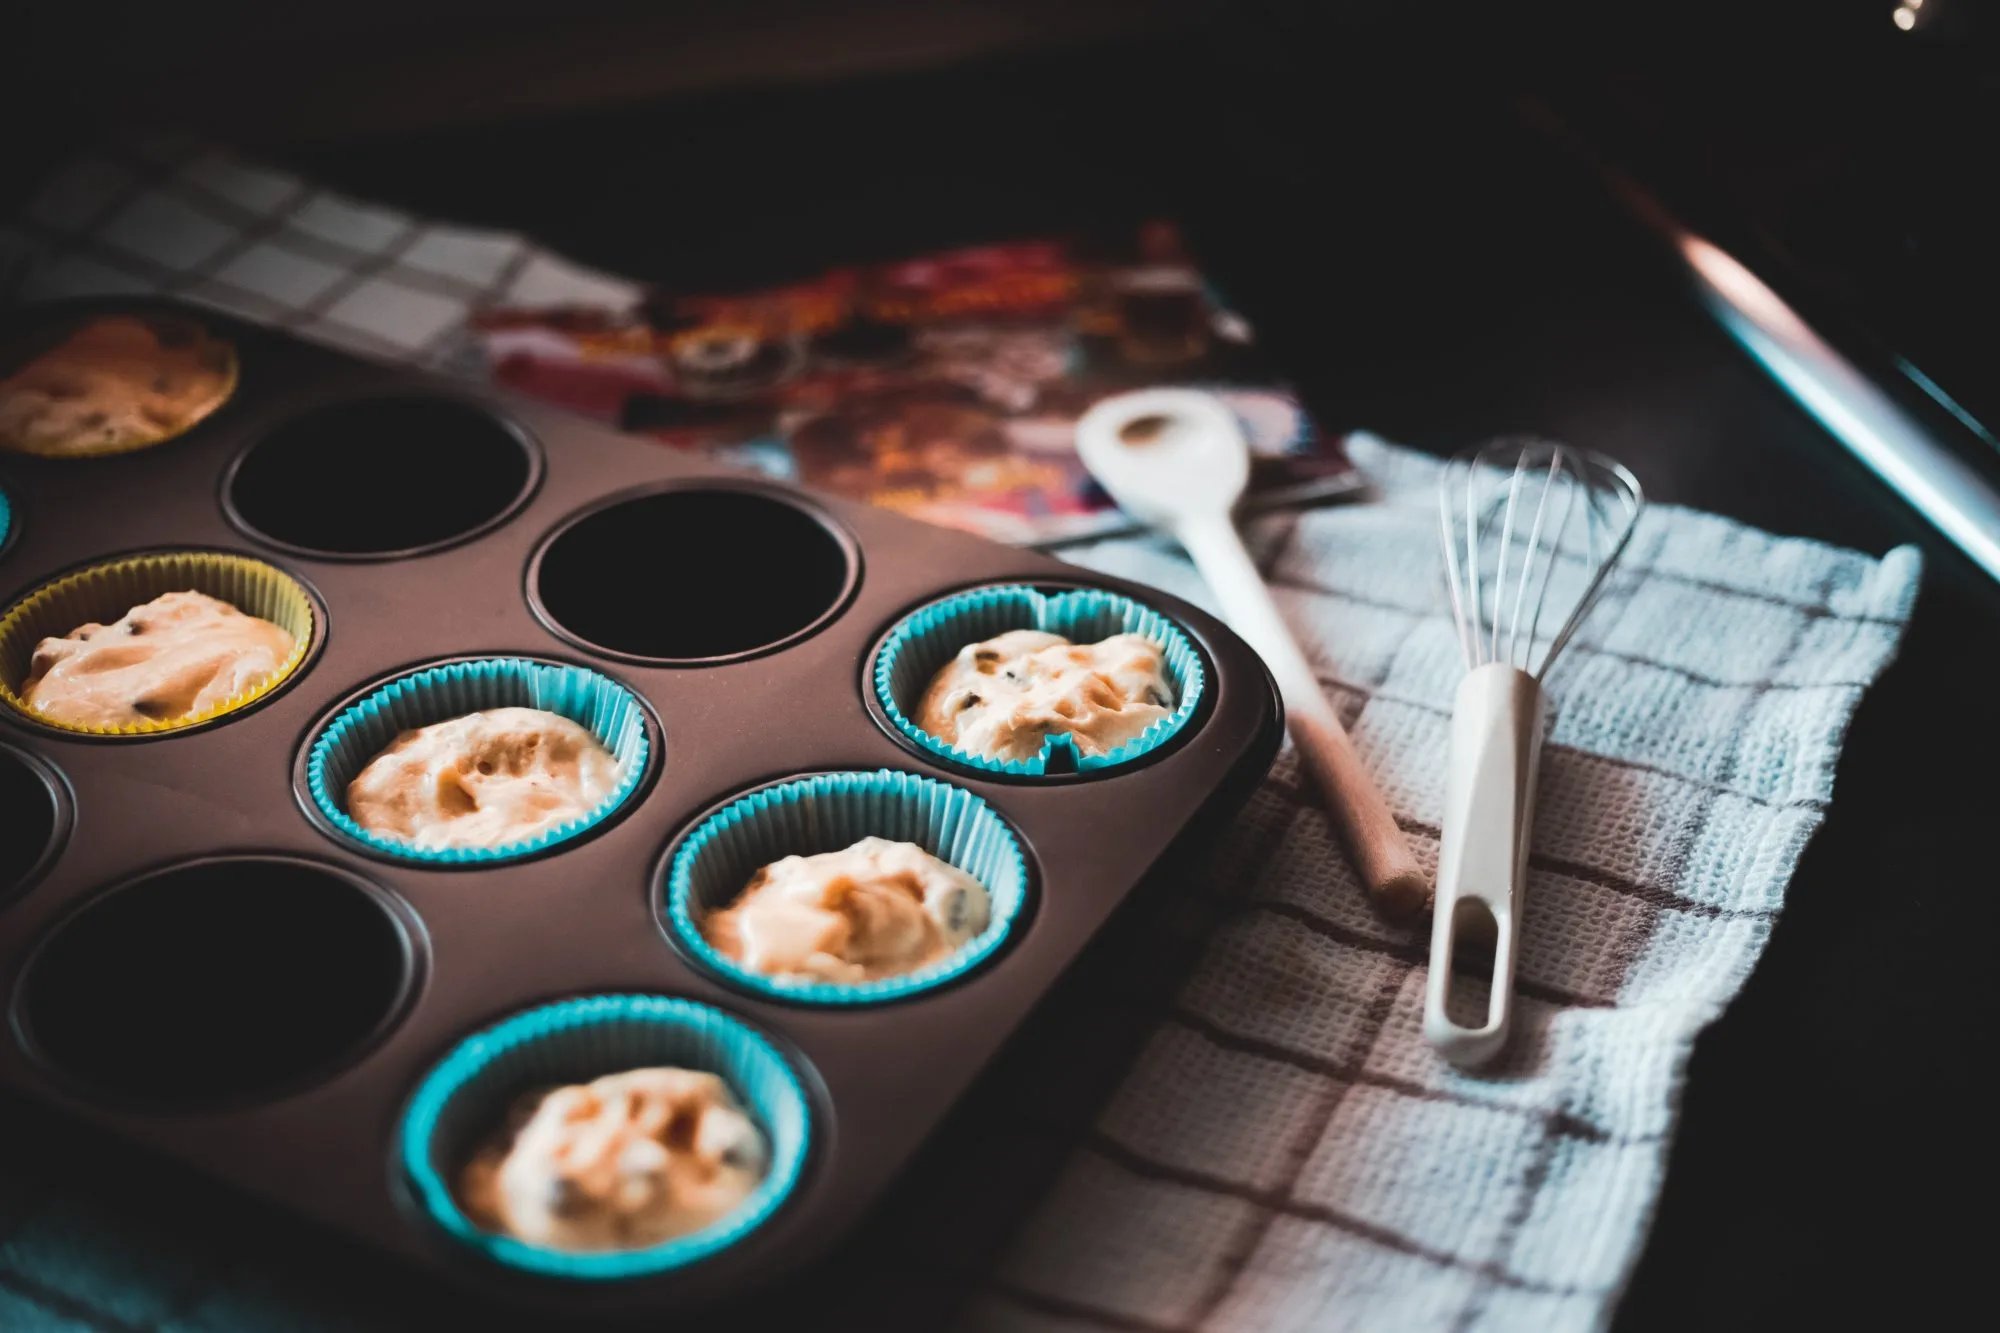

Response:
(0, 297), (1281, 1315)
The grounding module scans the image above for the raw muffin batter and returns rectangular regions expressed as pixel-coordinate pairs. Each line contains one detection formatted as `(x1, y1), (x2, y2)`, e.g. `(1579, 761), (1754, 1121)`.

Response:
(459, 1067), (768, 1251)
(917, 628), (1173, 762)
(21, 590), (296, 729)
(0, 314), (236, 457)
(345, 707), (619, 851)
(703, 836), (990, 983)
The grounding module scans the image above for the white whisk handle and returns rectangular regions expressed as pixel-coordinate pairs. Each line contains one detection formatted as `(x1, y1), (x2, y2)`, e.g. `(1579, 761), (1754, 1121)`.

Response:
(1425, 663), (1546, 1069)
(1173, 513), (1428, 916)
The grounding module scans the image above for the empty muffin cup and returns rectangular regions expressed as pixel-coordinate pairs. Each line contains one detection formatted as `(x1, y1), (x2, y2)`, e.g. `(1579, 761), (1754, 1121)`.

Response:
(304, 657), (653, 866)
(0, 309), (240, 459)
(0, 742), (69, 904)
(664, 769), (1030, 1005)
(872, 583), (1206, 776)
(225, 395), (538, 558)
(0, 550), (318, 736)
(399, 994), (812, 1281)
(530, 486), (858, 663)
(12, 857), (419, 1108)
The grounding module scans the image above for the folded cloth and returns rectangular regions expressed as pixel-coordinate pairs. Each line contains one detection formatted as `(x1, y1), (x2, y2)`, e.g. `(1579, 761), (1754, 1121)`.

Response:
(0, 133), (639, 366)
(1, 141), (1921, 1332)
(957, 437), (1919, 1331)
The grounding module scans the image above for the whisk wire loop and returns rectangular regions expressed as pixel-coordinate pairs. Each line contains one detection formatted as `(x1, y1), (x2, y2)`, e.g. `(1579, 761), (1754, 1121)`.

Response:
(1438, 440), (1643, 681)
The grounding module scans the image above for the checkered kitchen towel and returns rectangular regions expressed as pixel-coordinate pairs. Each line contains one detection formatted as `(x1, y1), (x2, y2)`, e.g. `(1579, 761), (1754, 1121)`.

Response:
(0, 133), (641, 367)
(1, 139), (1922, 1332)
(964, 448), (1918, 1331)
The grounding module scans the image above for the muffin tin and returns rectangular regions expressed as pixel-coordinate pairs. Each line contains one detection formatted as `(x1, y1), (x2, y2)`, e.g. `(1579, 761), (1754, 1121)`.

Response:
(0, 297), (1281, 1315)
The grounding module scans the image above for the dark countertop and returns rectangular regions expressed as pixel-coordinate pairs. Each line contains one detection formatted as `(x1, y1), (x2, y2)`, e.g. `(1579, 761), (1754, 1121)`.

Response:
(13, 24), (1995, 1329)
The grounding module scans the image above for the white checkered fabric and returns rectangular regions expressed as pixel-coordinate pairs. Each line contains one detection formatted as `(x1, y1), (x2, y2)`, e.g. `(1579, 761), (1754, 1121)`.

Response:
(1, 134), (638, 365)
(955, 437), (1918, 1330)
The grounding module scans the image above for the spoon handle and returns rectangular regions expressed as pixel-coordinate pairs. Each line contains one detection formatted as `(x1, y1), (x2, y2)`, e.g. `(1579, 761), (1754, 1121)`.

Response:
(1174, 513), (1428, 916)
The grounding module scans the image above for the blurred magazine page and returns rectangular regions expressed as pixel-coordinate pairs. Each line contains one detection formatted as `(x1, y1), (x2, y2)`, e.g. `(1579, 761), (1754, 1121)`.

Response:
(464, 222), (1359, 547)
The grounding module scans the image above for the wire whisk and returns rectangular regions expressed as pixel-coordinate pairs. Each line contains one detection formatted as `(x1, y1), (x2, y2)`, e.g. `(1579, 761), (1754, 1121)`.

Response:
(1438, 440), (1643, 680)
(1425, 440), (1643, 1069)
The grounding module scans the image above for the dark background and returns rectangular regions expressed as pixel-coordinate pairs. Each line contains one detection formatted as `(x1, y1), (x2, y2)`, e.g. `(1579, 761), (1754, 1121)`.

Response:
(6, 1), (1996, 1328)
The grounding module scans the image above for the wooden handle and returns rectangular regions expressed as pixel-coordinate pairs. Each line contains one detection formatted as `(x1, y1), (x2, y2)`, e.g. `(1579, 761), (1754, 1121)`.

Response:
(1288, 688), (1429, 917)
(1176, 515), (1427, 915)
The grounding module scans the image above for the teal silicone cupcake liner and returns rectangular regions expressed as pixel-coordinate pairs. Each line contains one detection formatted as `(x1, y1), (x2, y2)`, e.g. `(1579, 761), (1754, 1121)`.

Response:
(665, 769), (1030, 1006)
(873, 583), (1206, 775)
(305, 657), (651, 865)
(399, 994), (812, 1281)
(0, 484), (13, 554)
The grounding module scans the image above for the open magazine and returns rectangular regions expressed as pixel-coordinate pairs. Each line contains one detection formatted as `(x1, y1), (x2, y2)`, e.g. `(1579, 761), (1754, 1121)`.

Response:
(463, 222), (1359, 546)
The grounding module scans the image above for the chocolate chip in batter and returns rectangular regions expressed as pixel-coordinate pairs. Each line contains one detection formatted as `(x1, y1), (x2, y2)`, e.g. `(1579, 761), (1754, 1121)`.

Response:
(545, 1176), (590, 1217)
(664, 1106), (699, 1152)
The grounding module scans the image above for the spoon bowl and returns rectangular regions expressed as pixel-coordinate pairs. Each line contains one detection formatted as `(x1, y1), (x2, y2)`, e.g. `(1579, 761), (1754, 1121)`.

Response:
(1075, 388), (1249, 527)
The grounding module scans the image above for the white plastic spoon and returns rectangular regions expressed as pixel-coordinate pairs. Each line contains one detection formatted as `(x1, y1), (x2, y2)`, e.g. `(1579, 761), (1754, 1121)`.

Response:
(1075, 388), (1427, 915)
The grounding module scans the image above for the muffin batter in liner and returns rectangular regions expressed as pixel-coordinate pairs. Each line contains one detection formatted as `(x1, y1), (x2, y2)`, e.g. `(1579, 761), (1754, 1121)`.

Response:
(0, 551), (316, 736)
(874, 584), (1205, 775)
(306, 657), (650, 866)
(0, 311), (240, 459)
(665, 769), (1029, 1006)
(399, 994), (811, 1280)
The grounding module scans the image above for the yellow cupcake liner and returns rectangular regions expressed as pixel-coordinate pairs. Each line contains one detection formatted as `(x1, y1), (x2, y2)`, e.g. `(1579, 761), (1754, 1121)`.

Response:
(0, 312), (241, 460)
(0, 551), (317, 736)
